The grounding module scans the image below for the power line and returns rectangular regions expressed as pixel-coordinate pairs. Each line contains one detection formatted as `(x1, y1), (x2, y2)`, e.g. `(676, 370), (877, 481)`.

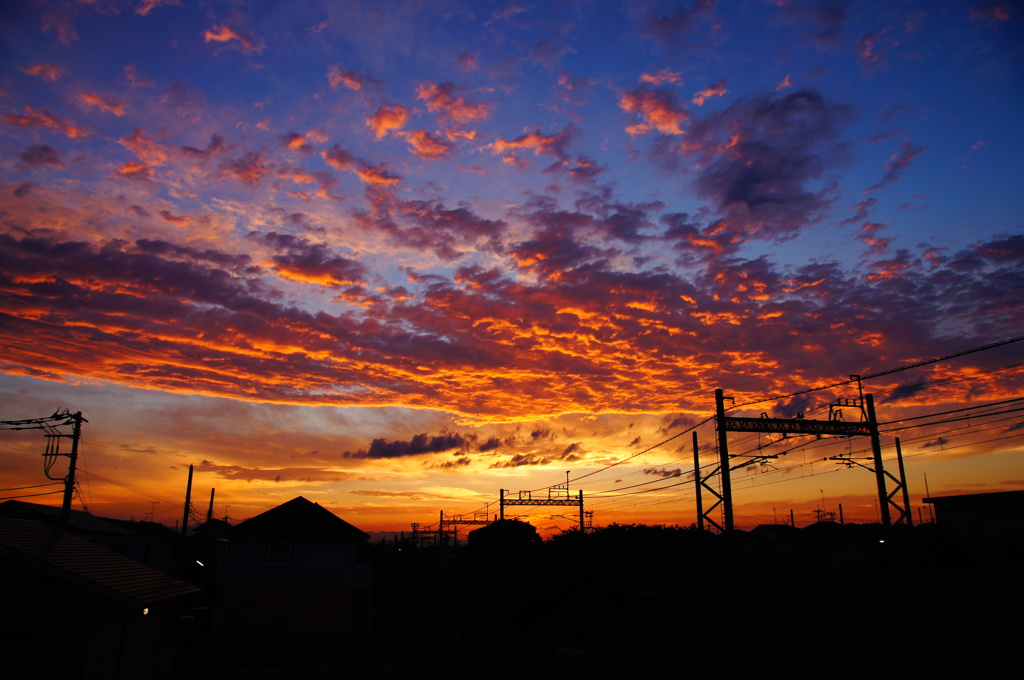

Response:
(544, 337), (1024, 499)
(78, 470), (180, 509)
(879, 396), (1024, 426)
(729, 335), (1024, 411)
(0, 482), (64, 492)
(0, 491), (64, 501)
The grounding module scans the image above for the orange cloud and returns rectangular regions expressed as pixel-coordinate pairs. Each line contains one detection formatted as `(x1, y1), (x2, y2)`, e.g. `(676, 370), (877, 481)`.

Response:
(619, 88), (688, 135)
(640, 69), (683, 85)
(321, 145), (356, 172)
(2, 105), (87, 138)
(305, 129), (329, 145)
(493, 129), (566, 157)
(159, 210), (191, 224)
(79, 92), (126, 116)
(119, 129), (171, 166)
(327, 65), (378, 91)
(367, 104), (409, 139)
(692, 80), (728, 106)
(20, 63), (65, 81)
(115, 161), (154, 181)
(330, 69), (358, 89)
(416, 82), (492, 124)
(856, 222), (890, 254)
(136, 0), (176, 16)
(204, 25), (265, 53)
(322, 145), (402, 185)
(220, 151), (271, 186)
(278, 167), (337, 199)
(445, 128), (477, 142)
(404, 130), (454, 160)
(278, 130), (327, 154)
(355, 165), (402, 186)
(501, 153), (527, 168)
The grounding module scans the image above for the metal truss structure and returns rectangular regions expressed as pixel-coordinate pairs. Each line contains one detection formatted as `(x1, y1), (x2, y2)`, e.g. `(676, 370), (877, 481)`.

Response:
(700, 388), (911, 532)
(500, 476), (585, 531)
(409, 508), (493, 548)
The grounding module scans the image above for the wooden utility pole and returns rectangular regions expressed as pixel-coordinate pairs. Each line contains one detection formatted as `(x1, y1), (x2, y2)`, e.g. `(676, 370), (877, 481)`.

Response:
(206, 487), (215, 523)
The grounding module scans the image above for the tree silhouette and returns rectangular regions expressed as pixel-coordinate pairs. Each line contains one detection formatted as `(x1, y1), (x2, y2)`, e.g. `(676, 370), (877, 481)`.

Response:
(466, 519), (541, 558)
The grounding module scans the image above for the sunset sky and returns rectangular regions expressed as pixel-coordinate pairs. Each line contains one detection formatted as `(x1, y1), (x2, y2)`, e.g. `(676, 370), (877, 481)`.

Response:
(1, 1), (1022, 536)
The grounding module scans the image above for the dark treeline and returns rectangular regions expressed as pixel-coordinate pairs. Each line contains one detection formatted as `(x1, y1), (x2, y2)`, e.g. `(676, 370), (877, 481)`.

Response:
(380, 517), (1022, 576)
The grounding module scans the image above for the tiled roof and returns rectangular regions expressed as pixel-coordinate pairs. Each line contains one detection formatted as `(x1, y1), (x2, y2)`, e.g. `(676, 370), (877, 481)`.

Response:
(232, 496), (369, 540)
(0, 518), (199, 606)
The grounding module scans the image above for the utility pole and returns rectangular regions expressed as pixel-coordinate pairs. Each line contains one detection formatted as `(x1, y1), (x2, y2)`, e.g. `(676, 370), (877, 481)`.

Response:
(2, 409), (89, 530)
(182, 464), (193, 539)
(60, 411), (84, 530)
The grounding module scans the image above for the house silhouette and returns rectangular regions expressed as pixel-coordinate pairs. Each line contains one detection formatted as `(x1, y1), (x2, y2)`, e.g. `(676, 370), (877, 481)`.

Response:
(217, 496), (372, 642)
(0, 517), (199, 679)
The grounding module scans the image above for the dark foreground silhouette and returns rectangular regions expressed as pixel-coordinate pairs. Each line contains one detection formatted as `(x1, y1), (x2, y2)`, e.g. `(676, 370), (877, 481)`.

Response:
(173, 520), (1021, 679)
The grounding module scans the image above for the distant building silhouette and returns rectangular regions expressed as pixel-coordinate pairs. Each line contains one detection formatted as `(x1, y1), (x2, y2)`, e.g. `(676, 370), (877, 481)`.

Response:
(924, 489), (1024, 569)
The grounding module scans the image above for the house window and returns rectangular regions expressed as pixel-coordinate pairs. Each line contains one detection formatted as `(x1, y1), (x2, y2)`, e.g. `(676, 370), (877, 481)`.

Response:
(265, 541), (294, 566)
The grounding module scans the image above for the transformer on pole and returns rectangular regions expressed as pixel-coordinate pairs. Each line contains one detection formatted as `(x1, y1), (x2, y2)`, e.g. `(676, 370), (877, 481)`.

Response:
(1, 409), (87, 530)
(60, 411), (85, 529)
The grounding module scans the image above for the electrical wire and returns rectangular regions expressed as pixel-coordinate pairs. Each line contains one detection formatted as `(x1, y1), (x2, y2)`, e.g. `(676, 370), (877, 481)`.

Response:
(728, 335), (1024, 411)
(78, 469), (181, 510)
(0, 482), (64, 492)
(0, 490), (64, 501)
